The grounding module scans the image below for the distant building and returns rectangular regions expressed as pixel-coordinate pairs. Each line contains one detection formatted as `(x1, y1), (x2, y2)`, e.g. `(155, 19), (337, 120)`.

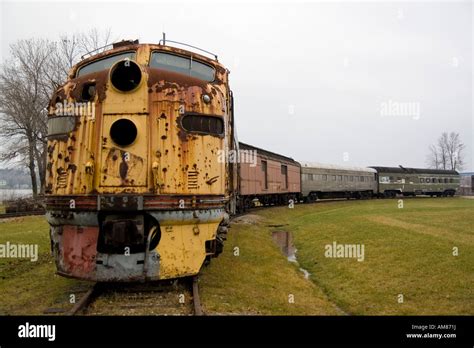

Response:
(460, 172), (474, 196)
(0, 180), (7, 187)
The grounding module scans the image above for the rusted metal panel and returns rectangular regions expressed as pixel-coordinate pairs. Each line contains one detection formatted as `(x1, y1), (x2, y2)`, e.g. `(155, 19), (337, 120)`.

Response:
(99, 115), (148, 187)
(60, 225), (98, 278)
(45, 194), (226, 211)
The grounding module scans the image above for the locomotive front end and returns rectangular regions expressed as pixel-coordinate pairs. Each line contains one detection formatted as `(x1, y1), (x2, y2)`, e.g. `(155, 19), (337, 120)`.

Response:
(45, 41), (235, 281)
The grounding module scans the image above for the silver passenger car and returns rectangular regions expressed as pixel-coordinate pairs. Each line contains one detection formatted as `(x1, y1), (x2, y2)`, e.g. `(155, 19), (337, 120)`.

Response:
(300, 162), (377, 202)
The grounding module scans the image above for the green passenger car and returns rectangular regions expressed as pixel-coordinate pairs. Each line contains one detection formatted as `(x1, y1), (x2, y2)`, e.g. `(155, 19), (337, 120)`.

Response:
(369, 166), (459, 198)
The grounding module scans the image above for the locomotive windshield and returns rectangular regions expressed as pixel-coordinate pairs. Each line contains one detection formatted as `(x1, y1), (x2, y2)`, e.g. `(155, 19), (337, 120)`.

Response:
(150, 52), (215, 82)
(77, 51), (136, 77)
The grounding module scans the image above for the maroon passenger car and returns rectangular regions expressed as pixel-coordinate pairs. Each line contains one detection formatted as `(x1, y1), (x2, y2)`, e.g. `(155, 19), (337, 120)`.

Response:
(237, 142), (301, 211)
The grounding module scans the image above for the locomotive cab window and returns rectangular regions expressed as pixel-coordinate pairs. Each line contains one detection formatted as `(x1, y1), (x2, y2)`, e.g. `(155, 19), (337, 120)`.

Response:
(77, 51), (136, 77)
(150, 52), (215, 82)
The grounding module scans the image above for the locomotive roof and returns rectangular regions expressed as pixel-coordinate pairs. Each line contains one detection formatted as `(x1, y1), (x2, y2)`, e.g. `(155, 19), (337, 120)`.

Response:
(370, 166), (459, 175)
(238, 142), (298, 164)
(299, 162), (377, 173)
(70, 41), (226, 79)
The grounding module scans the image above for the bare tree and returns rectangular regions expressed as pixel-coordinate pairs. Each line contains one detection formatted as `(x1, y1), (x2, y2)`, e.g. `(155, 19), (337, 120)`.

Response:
(0, 29), (114, 197)
(446, 132), (465, 170)
(78, 28), (113, 57)
(0, 39), (54, 197)
(427, 132), (465, 171)
(427, 144), (440, 169)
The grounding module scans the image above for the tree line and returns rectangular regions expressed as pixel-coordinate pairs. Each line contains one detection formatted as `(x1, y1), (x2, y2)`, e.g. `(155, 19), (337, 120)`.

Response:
(427, 132), (465, 171)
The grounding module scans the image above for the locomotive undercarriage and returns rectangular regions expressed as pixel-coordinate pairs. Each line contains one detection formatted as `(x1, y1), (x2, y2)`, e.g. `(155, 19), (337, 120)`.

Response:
(46, 195), (228, 282)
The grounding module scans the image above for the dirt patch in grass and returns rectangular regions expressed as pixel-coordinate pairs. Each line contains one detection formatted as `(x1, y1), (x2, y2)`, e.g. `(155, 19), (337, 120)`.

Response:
(231, 214), (265, 225)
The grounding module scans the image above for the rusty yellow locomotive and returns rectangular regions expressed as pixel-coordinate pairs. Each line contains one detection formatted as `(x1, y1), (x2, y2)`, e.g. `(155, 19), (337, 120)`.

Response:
(46, 39), (237, 281)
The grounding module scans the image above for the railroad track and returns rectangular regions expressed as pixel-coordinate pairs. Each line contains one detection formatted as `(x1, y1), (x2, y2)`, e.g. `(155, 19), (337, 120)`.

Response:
(46, 276), (204, 316)
(0, 211), (45, 219)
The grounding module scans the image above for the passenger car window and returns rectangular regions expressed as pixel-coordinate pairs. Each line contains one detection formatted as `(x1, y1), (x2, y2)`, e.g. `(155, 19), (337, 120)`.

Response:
(379, 176), (389, 183)
(150, 52), (215, 82)
(77, 52), (136, 77)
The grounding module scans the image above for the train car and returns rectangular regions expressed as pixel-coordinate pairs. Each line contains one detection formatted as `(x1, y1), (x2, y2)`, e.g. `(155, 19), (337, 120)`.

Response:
(370, 166), (459, 197)
(237, 142), (301, 211)
(45, 39), (237, 282)
(459, 172), (474, 196)
(300, 163), (377, 202)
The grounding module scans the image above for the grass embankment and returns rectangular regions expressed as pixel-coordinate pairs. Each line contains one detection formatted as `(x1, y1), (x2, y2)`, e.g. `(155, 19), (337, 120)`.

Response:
(199, 214), (340, 315)
(246, 197), (473, 315)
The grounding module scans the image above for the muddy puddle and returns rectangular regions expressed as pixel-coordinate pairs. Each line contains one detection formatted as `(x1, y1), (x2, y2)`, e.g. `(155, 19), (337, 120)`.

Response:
(271, 231), (311, 280)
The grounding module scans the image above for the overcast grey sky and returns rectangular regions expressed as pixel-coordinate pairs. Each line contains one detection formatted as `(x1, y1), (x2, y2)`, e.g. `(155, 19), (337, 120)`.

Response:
(1, 0), (472, 171)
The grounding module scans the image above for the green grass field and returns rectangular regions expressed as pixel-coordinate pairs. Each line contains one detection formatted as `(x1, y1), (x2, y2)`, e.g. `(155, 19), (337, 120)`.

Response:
(0, 216), (88, 314)
(231, 197), (474, 315)
(0, 197), (472, 315)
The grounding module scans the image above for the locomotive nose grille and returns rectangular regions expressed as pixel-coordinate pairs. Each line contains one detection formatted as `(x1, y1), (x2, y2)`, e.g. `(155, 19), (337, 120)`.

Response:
(187, 171), (199, 189)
